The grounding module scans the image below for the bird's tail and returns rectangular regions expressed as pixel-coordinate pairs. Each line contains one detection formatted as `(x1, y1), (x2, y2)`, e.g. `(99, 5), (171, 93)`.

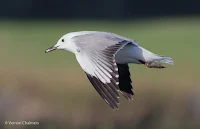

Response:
(153, 55), (174, 65)
(145, 55), (173, 69)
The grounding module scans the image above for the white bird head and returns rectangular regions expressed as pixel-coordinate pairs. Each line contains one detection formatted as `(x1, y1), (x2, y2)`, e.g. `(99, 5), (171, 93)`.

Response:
(45, 34), (73, 53)
(45, 35), (68, 53)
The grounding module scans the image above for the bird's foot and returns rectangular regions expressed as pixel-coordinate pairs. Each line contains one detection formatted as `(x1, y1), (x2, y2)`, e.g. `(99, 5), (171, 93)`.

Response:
(145, 62), (166, 68)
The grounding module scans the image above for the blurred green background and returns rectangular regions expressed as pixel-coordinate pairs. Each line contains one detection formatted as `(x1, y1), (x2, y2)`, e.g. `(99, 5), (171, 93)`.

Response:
(1, 0), (200, 128)
(0, 17), (200, 129)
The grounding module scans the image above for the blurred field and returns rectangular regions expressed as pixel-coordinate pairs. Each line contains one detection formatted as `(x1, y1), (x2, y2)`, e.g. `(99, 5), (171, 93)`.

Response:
(0, 17), (200, 129)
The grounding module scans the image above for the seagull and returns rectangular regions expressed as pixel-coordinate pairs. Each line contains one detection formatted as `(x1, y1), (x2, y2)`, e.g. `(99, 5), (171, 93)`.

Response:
(45, 31), (173, 110)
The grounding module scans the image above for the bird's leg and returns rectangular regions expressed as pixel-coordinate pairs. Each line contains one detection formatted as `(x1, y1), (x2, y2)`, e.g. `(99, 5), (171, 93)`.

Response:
(145, 62), (166, 68)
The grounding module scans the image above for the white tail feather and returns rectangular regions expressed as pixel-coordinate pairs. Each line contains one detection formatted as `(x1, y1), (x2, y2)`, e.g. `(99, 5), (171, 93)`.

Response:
(153, 55), (174, 65)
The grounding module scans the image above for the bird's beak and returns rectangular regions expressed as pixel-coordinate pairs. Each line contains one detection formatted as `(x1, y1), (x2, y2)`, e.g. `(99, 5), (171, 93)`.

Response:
(45, 46), (57, 53)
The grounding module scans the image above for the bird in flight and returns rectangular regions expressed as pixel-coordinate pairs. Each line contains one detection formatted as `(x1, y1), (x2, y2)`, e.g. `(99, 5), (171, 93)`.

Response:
(45, 31), (173, 110)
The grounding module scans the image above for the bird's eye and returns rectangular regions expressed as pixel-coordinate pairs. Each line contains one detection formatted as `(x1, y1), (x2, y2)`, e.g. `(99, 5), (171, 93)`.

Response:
(61, 39), (64, 42)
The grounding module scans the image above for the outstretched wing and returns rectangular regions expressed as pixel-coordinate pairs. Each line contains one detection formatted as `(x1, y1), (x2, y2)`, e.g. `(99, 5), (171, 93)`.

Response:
(74, 33), (134, 109)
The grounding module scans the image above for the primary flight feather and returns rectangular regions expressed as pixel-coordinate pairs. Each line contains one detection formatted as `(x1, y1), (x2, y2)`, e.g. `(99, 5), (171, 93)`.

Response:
(45, 31), (173, 110)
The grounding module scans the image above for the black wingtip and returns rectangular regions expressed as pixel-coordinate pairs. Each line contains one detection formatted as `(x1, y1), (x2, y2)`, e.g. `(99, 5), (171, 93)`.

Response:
(117, 64), (134, 100)
(85, 73), (120, 109)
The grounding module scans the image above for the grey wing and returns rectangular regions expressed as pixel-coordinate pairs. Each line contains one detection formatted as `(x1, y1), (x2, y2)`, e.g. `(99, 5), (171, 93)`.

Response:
(105, 32), (139, 46)
(74, 33), (132, 109)
(73, 32), (138, 51)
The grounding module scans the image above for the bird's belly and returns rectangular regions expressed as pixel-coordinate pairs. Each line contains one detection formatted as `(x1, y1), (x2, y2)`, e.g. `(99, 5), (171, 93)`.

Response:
(115, 44), (152, 64)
